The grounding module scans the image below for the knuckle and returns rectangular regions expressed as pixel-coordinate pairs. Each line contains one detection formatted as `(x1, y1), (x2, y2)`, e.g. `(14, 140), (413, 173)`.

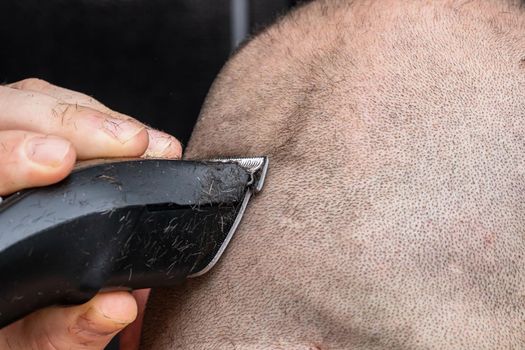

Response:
(50, 101), (77, 126)
(32, 334), (61, 350)
(0, 139), (14, 157)
(12, 78), (50, 91)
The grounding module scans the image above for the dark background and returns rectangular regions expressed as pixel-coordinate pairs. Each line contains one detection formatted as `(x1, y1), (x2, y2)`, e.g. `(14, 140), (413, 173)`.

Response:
(0, 0), (298, 146)
(0, 1), (298, 349)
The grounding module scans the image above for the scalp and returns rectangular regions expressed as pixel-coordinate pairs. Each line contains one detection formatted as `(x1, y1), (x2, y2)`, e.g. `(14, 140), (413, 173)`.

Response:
(142, 1), (525, 349)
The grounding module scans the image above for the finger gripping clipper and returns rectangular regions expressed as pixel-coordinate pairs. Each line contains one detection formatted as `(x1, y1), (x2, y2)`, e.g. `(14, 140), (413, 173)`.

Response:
(0, 157), (268, 328)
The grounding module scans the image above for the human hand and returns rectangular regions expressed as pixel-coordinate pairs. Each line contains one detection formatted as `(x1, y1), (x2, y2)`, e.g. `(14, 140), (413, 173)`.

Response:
(0, 78), (182, 349)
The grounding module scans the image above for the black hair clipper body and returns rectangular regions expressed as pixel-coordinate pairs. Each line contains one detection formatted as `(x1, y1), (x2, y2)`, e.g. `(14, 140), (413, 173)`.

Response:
(0, 157), (268, 328)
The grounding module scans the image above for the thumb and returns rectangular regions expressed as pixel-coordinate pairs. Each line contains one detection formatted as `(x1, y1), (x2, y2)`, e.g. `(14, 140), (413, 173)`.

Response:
(0, 292), (137, 350)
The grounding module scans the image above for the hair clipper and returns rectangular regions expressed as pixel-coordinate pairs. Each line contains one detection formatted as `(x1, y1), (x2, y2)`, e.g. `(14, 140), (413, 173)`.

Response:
(0, 156), (268, 328)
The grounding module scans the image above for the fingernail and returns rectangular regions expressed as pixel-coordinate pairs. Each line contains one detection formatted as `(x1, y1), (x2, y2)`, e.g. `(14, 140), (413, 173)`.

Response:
(144, 129), (182, 158)
(26, 136), (71, 168)
(102, 117), (145, 144)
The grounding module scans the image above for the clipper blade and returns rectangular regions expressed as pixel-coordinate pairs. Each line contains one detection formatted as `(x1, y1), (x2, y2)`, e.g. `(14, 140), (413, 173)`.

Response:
(188, 156), (269, 277)
(207, 156), (269, 193)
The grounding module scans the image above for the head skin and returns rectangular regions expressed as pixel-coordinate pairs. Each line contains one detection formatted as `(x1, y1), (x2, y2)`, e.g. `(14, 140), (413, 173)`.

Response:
(142, 1), (525, 349)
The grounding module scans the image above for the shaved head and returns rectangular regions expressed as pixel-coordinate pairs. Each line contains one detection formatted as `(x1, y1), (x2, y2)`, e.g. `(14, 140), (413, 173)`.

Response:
(142, 1), (525, 349)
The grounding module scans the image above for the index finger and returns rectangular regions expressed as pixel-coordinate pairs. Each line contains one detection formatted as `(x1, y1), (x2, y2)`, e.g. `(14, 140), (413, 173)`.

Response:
(9, 78), (183, 159)
(0, 85), (149, 160)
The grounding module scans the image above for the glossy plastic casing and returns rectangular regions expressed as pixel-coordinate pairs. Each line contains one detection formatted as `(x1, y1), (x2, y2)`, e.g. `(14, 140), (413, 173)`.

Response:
(0, 159), (255, 328)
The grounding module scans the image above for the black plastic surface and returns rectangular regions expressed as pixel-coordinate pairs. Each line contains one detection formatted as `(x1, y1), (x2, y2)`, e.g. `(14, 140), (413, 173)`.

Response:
(0, 159), (250, 329)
